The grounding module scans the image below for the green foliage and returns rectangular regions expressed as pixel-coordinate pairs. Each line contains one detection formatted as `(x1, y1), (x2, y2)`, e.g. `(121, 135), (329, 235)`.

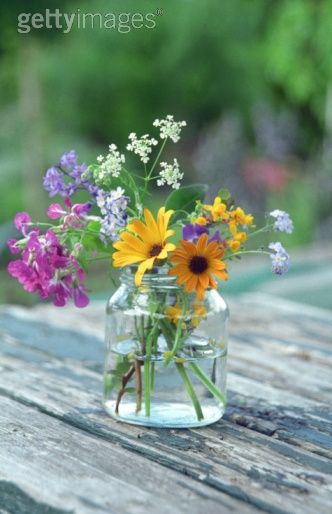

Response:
(165, 184), (208, 220)
(265, 0), (332, 128)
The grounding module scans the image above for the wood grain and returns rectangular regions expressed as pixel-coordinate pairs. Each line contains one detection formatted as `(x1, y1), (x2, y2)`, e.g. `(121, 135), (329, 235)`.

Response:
(0, 294), (331, 514)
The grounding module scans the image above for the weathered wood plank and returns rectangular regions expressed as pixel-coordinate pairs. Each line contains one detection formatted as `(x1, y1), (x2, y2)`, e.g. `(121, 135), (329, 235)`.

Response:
(0, 349), (331, 514)
(0, 396), (257, 514)
(1, 304), (331, 457)
(0, 296), (331, 513)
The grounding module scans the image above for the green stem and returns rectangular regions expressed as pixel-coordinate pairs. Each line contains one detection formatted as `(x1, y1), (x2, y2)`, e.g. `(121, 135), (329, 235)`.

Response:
(158, 319), (204, 421)
(144, 322), (159, 416)
(189, 362), (226, 407)
(176, 363), (204, 421)
(150, 362), (155, 391)
(148, 137), (168, 177)
(164, 295), (188, 367)
(224, 249), (271, 260)
(247, 222), (273, 239)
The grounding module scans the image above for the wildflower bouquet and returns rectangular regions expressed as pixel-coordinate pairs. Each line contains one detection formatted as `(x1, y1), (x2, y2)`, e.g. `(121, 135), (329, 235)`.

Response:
(8, 115), (293, 427)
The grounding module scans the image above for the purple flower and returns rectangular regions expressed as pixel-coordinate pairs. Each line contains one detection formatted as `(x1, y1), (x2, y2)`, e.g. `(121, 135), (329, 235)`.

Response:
(70, 163), (88, 181)
(72, 202), (91, 217)
(269, 210), (294, 234)
(7, 239), (20, 255)
(269, 242), (290, 275)
(47, 203), (67, 219)
(46, 202), (91, 228)
(7, 226), (89, 308)
(14, 212), (31, 234)
(96, 188), (128, 242)
(59, 150), (77, 170)
(43, 167), (65, 197)
(183, 224), (208, 242)
(209, 230), (224, 245)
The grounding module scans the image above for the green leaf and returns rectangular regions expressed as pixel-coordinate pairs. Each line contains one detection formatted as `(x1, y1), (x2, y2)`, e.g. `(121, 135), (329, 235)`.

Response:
(165, 184), (208, 219)
(217, 188), (231, 202)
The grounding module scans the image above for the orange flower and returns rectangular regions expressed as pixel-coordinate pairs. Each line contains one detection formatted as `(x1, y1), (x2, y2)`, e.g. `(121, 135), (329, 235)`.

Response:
(169, 233), (228, 300)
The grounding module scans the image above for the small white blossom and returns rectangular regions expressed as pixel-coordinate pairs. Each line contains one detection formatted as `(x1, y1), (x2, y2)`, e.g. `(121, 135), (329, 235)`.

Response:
(126, 133), (158, 164)
(96, 144), (125, 180)
(157, 158), (183, 189)
(153, 115), (186, 143)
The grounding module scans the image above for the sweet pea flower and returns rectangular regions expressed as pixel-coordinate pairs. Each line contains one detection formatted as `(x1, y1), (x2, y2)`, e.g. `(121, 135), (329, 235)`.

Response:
(47, 204), (67, 219)
(14, 212), (31, 233)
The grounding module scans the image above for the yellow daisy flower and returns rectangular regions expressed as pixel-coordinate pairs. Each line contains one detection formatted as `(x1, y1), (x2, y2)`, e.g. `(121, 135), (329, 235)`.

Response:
(113, 207), (176, 286)
(169, 233), (228, 300)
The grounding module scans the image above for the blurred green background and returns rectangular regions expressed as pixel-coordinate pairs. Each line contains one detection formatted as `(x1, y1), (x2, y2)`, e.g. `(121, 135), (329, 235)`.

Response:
(1, 0), (331, 308)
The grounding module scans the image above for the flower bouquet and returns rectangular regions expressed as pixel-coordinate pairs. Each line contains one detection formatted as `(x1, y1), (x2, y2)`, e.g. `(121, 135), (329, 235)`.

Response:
(7, 115), (293, 427)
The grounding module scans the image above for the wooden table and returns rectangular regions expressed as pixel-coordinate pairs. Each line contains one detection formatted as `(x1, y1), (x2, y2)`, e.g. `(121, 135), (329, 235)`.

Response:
(0, 293), (331, 514)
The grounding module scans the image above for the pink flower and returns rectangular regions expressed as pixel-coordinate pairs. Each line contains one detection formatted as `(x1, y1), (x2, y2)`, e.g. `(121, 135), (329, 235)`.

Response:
(14, 212), (31, 233)
(47, 204), (66, 219)
(72, 203), (91, 217)
(7, 225), (89, 308)
(7, 239), (20, 255)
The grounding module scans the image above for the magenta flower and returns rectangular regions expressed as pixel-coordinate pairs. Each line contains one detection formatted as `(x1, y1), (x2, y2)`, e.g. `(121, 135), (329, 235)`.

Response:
(47, 204), (67, 219)
(7, 239), (20, 255)
(7, 225), (89, 308)
(14, 212), (31, 233)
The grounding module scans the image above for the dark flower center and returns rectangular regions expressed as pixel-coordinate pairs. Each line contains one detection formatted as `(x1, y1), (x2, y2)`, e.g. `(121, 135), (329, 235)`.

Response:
(189, 255), (208, 274)
(149, 244), (163, 257)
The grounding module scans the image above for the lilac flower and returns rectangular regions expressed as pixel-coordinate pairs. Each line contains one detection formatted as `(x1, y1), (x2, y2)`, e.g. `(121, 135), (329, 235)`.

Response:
(59, 150), (77, 170)
(96, 187), (128, 242)
(269, 210), (294, 234)
(43, 167), (65, 197)
(44, 151), (93, 199)
(269, 242), (290, 275)
(183, 224), (208, 242)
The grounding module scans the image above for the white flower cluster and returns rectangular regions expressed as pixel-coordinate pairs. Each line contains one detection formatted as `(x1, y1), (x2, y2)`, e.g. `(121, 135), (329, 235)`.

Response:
(126, 133), (158, 164)
(157, 159), (183, 189)
(96, 144), (125, 179)
(153, 115), (187, 143)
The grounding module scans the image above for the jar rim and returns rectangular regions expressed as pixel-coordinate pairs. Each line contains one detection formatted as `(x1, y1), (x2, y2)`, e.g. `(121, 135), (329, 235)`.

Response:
(120, 265), (178, 287)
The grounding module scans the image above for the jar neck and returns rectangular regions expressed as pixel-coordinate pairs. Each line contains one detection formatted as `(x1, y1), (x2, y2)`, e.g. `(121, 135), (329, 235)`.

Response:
(120, 265), (178, 290)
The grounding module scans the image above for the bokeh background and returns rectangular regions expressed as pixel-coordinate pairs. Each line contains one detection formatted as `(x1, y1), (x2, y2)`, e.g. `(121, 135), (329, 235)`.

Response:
(1, 0), (331, 308)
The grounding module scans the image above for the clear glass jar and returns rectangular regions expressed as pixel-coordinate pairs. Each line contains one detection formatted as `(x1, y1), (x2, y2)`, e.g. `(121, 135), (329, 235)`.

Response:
(103, 266), (229, 428)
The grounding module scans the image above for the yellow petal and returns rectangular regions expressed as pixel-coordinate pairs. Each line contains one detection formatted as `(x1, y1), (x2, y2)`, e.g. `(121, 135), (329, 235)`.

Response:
(135, 257), (155, 286)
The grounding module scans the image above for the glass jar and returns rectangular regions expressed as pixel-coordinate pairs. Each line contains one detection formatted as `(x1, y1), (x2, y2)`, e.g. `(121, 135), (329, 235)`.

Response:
(103, 266), (229, 428)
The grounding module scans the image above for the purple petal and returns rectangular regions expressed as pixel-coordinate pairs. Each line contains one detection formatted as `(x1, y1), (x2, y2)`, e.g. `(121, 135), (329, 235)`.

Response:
(14, 212), (31, 231)
(183, 224), (195, 241)
(73, 287), (89, 308)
